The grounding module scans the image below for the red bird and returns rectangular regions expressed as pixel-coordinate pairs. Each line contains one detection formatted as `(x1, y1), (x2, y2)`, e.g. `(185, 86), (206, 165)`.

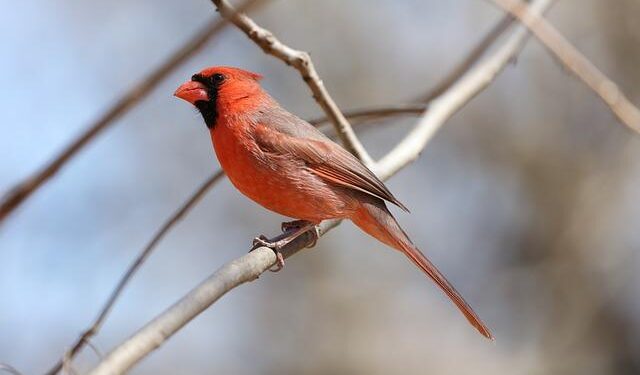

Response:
(175, 66), (492, 339)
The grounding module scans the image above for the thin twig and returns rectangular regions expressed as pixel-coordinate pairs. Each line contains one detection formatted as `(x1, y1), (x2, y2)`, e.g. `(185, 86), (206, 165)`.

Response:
(417, 11), (517, 103)
(0, 363), (24, 375)
(84, 339), (104, 361)
(490, 0), (640, 133)
(377, 0), (554, 175)
(43, 172), (225, 375)
(86, 1), (554, 373)
(312, 11), (520, 124)
(308, 104), (427, 126)
(0, 0), (263, 225)
(210, 0), (374, 166)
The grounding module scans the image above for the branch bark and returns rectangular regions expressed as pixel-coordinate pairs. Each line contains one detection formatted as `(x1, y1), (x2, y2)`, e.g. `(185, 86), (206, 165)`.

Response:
(377, 0), (554, 176)
(491, 0), (640, 133)
(0, 0), (262, 225)
(86, 1), (554, 373)
(416, 11), (516, 103)
(43, 172), (225, 375)
(210, 0), (374, 166)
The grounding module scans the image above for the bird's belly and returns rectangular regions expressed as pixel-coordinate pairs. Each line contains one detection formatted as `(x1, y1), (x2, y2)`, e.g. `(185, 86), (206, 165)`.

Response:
(212, 130), (350, 222)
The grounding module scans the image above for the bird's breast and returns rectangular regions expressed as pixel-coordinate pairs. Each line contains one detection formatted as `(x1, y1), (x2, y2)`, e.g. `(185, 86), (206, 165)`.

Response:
(210, 121), (353, 222)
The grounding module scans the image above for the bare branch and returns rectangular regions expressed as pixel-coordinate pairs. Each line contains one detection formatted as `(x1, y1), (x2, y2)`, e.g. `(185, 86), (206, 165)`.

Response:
(86, 1), (555, 373)
(417, 11), (517, 103)
(377, 0), (554, 175)
(210, 0), (374, 166)
(0, 0), (263, 225)
(490, 0), (640, 133)
(309, 104), (427, 126)
(43, 172), (225, 375)
(0, 363), (24, 375)
(311, 11), (520, 125)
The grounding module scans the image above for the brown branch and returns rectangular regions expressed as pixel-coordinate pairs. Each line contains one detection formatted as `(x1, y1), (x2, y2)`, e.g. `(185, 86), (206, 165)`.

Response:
(491, 0), (640, 133)
(417, 11), (517, 103)
(86, 1), (555, 373)
(210, 0), (374, 166)
(0, 0), (263, 226)
(309, 104), (427, 126)
(43, 171), (225, 375)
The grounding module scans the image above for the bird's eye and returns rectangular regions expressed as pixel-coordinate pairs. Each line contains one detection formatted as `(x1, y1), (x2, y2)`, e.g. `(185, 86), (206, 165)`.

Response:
(212, 73), (225, 84)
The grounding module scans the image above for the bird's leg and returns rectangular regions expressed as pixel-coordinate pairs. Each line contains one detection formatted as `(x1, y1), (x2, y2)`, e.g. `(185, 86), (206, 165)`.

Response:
(280, 220), (320, 249)
(281, 220), (320, 248)
(251, 221), (319, 272)
(281, 219), (310, 233)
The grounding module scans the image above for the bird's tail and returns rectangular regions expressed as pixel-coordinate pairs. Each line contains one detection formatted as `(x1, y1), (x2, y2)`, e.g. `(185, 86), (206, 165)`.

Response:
(351, 200), (494, 340)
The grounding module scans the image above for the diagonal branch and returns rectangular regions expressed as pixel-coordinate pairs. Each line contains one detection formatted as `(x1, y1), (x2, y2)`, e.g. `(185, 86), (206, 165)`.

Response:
(0, 0), (263, 225)
(42, 172), (225, 375)
(86, 1), (554, 373)
(0, 363), (24, 375)
(417, 11), (517, 103)
(210, 0), (374, 166)
(308, 104), (427, 126)
(490, 0), (640, 133)
(377, 0), (554, 175)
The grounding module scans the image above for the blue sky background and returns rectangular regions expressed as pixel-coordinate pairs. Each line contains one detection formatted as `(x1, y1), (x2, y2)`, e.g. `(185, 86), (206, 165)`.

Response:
(1, 1), (639, 374)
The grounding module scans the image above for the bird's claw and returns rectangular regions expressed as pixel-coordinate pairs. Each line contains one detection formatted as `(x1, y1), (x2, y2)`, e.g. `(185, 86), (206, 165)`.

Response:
(251, 235), (286, 272)
(304, 226), (320, 248)
(250, 221), (319, 272)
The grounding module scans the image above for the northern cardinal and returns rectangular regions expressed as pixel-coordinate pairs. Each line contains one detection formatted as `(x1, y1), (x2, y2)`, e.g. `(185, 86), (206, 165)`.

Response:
(175, 66), (492, 339)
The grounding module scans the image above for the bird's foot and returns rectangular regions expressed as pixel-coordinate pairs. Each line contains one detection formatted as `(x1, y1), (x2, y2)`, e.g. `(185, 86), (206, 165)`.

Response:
(251, 235), (286, 272)
(250, 221), (320, 272)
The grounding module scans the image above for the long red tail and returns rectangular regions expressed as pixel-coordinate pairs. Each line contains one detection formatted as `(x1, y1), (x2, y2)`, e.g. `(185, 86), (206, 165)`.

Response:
(351, 200), (493, 340)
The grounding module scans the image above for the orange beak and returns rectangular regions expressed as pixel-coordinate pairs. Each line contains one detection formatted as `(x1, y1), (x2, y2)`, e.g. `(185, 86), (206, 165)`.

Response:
(174, 81), (208, 104)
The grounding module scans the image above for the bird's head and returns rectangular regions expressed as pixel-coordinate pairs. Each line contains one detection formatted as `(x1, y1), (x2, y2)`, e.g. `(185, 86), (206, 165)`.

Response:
(174, 66), (264, 128)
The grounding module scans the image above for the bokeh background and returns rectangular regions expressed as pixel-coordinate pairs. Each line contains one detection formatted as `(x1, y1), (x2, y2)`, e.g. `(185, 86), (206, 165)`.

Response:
(1, 0), (640, 374)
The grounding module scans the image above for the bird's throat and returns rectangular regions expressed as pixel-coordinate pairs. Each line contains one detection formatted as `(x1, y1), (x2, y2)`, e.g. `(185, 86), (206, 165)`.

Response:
(195, 99), (218, 129)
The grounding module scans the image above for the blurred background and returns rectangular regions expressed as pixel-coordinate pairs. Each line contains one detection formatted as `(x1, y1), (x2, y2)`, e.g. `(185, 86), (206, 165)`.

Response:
(1, 0), (640, 374)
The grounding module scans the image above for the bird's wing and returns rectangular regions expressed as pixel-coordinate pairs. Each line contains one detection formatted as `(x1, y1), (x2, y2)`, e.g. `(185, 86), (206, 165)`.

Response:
(254, 110), (408, 211)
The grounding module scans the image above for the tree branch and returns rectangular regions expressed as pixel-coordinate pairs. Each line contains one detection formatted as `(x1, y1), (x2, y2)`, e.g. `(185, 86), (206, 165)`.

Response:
(308, 104), (427, 126)
(417, 11), (517, 103)
(86, 1), (555, 373)
(0, 363), (24, 375)
(0, 0), (263, 225)
(210, 0), (374, 166)
(490, 0), (640, 133)
(377, 0), (554, 175)
(43, 172), (225, 375)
